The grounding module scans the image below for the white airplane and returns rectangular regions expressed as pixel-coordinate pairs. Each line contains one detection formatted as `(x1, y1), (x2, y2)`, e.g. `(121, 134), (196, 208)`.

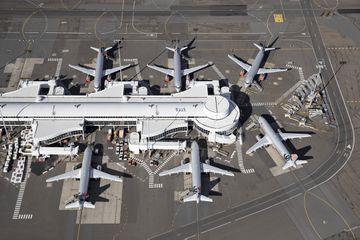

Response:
(246, 116), (311, 170)
(147, 43), (211, 92)
(159, 141), (234, 203)
(228, 43), (288, 89)
(69, 46), (131, 91)
(46, 144), (122, 209)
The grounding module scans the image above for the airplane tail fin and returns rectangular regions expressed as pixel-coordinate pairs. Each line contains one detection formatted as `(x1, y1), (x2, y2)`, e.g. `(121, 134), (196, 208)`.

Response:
(253, 43), (276, 52)
(183, 194), (213, 203)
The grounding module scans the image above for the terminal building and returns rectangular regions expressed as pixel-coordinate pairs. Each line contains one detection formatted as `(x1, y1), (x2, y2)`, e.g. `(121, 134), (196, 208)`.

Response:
(0, 79), (240, 150)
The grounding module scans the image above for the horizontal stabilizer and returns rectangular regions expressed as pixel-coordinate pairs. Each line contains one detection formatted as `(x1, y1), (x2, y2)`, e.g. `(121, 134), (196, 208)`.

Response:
(90, 47), (99, 53)
(69, 64), (96, 77)
(103, 64), (132, 76)
(183, 194), (213, 203)
(147, 64), (174, 77)
(228, 54), (251, 72)
(166, 47), (175, 52)
(253, 43), (276, 52)
(201, 163), (234, 176)
(265, 47), (276, 51)
(166, 46), (188, 53)
(180, 46), (188, 52)
(90, 168), (122, 182)
(282, 160), (308, 170)
(46, 168), (81, 182)
(253, 43), (264, 51)
(182, 63), (211, 76)
(65, 201), (95, 209)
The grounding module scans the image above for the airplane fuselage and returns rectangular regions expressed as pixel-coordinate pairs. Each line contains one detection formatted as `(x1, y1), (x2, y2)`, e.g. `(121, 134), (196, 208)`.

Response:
(94, 49), (105, 91)
(258, 116), (291, 161)
(173, 48), (183, 92)
(78, 145), (92, 204)
(190, 141), (202, 195)
(245, 49), (264, 87)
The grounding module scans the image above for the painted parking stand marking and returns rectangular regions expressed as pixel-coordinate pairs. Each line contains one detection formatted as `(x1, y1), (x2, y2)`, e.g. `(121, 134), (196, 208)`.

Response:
(47, 58), (63, 77)
(211, 64), (226, 79)
(153, 151), (177, 175)
(18, 214), (33, 220)
(12, 159), (32, 220)
(132, 152), (176, 188)
(235, 137), (255, 174)
(124, 58), (142, 80)
(251, 102), (277, 107)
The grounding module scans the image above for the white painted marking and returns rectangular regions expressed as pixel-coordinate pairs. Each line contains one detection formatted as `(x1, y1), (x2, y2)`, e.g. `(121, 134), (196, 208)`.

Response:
(236, 138), (255, 174)
(12, 158), (32, 220)
(230, 151), (236, 159)
(201, 221), (232, 234)
(211, 64), (226, 79)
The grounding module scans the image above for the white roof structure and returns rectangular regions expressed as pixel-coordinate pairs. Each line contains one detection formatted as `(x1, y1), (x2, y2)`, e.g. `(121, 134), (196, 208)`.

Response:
(0, 81), (240, 145)
(129, 132), (187, 154)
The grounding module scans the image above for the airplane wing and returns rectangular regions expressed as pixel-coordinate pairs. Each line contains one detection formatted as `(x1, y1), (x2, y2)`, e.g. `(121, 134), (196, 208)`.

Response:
(147, 64), (174, 77)
(257, 67), (288, 75)
(46, 168), (81, 182)
(103, 64), (131, 76)
(159, 163), (191, 176)
(201, 163), (234, 176)
(246, 137), (271, 155)
(90, 169), (122, 182)
(279, 132), (311, 141)
(69, 64), (96, 77)
(228, 54), (251, 71)
(182, 63), (211, 76)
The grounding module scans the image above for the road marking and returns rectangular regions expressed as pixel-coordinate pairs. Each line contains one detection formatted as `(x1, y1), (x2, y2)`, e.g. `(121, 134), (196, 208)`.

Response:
(211, 64), (226, 79)
(251, 102), (276, 107)
(153, 151), (177, 174)
(18, 214), (33, 219)
(124, 58), (142, 80)
(12, 158), (32, 220)
(55, 58), (63, 77)
(148, 174), (154, 188)
(201, 221), (231, 234)
(235, 135), (255, 174)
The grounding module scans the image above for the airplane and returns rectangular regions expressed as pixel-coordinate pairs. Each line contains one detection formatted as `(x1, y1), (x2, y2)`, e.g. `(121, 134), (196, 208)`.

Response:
(159, 141), (234, 203)
(228, 43), (288, 89)
(69, 45), (131, 92)
(246, 116), (311, 170)
(147, 43), (211, 92)
(46, 144), (122, 209)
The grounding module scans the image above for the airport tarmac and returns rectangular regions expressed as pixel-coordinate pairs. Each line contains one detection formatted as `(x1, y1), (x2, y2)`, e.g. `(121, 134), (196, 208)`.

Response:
(0, 0), (360, 239)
